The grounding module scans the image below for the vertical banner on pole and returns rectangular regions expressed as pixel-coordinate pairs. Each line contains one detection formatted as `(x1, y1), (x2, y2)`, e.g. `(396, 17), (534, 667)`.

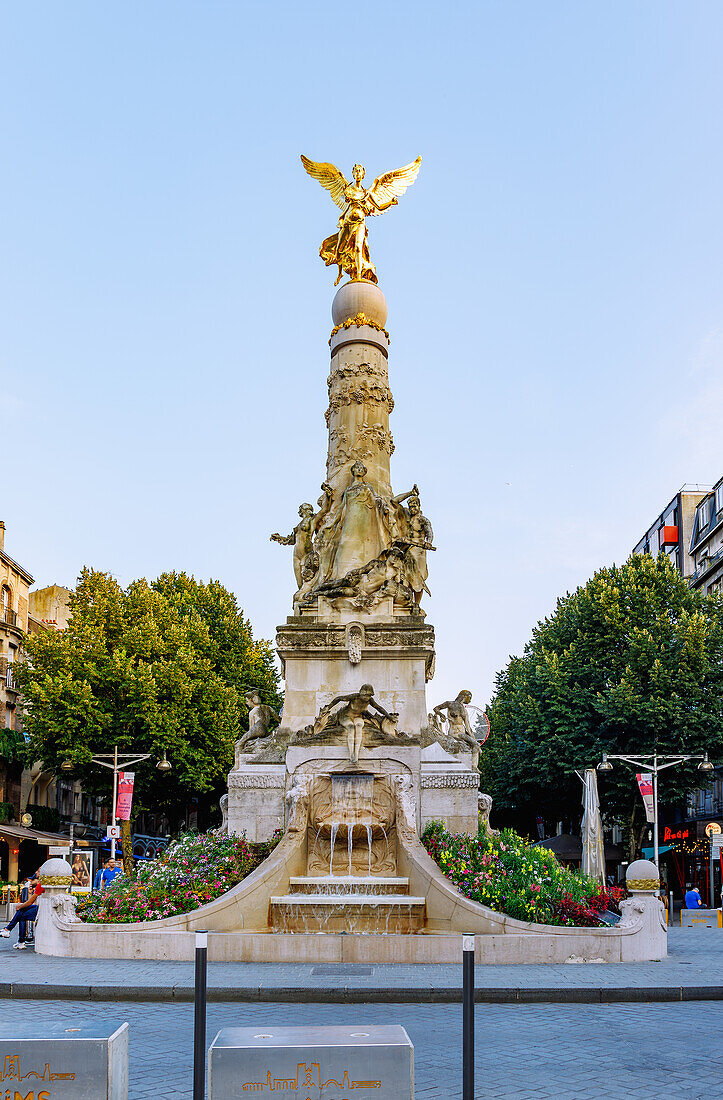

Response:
(636, 773), (655, 823)
(115, 771), (135, 821)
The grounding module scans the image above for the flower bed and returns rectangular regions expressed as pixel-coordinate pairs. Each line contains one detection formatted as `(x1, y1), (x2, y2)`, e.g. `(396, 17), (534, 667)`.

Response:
(77, 831), (281, 924)
(422, 821), (624, 927)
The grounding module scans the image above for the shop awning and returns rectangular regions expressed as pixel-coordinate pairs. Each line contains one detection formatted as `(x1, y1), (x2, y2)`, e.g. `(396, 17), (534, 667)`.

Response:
(0, 823), (91, 847)
(642, 844), (674, 858)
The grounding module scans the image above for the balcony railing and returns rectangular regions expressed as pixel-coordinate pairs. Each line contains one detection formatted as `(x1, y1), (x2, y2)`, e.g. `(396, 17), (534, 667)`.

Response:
(0, 607), (17, 627)
(5, 665), (17, 691)
(689, 545), (723, 586)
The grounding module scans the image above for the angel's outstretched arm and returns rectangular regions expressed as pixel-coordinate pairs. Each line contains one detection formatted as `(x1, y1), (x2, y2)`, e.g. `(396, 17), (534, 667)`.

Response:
(369, 698), (391, 718)
(367, 192), (398, 213)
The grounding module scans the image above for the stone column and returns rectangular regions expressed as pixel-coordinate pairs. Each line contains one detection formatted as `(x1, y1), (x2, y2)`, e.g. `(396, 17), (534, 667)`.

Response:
(619, 858), (668, 961)
(34, 854), (76, 956)
(8, 843), (19, 884)
(326, 280), (393, 499)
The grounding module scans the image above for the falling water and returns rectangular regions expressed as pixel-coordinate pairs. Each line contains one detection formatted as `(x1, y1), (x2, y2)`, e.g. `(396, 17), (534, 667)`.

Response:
(329, 773), (374, 876)
(329, 823), (339, 877)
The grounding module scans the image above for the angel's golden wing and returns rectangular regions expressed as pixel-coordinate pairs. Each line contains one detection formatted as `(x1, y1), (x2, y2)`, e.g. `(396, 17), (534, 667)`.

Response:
(300, 155), (349, 210)
(368, 156), (422, 214)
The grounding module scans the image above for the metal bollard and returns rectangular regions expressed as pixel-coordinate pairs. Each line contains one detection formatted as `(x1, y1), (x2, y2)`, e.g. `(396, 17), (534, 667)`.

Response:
(669, 891), (673, 926)
(194, 931), (208, 1100)
(463, 934), (475, 1100)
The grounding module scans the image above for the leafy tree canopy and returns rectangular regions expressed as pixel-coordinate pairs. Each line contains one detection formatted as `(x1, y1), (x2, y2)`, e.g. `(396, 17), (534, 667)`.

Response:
(17, 568), (281, 828)
(482, 554), (723, 848)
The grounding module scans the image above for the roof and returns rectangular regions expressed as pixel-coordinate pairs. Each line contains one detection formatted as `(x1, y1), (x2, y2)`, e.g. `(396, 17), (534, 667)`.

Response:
(0, 550), (34, 585)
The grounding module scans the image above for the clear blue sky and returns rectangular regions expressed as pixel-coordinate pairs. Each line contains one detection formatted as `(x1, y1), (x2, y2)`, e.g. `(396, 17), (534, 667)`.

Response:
(2, 2), (722, 707)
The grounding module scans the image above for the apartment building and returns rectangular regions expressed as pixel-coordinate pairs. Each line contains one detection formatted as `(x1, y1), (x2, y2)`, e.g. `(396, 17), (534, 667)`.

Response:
(688, 476), (723, 596)
(0, 520), (33, 808)
(632, 485), (708, 582)
(632, 479), (723, 904)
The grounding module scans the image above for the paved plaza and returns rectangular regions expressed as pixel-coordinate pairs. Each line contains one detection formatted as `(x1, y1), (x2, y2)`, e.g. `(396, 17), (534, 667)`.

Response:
(2, 996), (721, 1099)
(1, 928), (721, 1003)
(2, 929), (722, 1097)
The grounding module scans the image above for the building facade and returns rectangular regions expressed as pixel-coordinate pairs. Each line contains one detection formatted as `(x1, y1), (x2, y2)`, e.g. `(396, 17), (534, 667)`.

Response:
(0, 522), (100, 882)
(0, 520), (33, 813)
(687, 476), (723, 596)
(632, 479), (723, 905)
(632, 485), (708, 582)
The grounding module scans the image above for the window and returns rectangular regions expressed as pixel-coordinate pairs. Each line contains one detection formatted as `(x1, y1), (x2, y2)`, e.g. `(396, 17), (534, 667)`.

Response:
(717, 484), (723, 516)
(697, 501), (709, 537)
(4, 706), (12, 729)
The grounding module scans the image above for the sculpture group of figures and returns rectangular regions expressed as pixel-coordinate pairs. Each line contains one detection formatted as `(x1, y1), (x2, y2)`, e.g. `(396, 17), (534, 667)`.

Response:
(235, 685), (484, 770)
(271, 465), (434, 612)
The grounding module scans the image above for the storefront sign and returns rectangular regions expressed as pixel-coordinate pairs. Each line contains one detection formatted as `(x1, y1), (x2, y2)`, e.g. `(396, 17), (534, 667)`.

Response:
(663, 824), (691, 842)
(704, 821), (721, 838)
(636, 773), (655, 823)
(114, 772), (135, 822)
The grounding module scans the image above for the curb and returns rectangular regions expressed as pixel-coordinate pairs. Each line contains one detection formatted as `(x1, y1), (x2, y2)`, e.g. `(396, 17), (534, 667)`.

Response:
(2, 983), (722, 1004)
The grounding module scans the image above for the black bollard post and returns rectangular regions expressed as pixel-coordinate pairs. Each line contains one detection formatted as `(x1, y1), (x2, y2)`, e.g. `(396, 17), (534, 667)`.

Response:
(463, 933), (474, 1100)
(194, 931), (208, 1100)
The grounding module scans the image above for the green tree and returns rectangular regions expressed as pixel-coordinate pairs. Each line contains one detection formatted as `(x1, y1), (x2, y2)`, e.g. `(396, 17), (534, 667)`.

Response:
(483, 554), (723, 855)
(17, 568), (281, 830)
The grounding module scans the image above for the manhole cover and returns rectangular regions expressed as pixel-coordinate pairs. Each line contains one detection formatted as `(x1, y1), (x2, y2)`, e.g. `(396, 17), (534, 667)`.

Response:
(311, 965), (374, 976)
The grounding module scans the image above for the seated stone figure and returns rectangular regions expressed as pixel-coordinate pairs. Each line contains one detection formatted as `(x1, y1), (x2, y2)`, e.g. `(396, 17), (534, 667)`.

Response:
(298, 684), (404, 765)
(432, 690), (480, 769)
(314, 544), (414, 611)
(234, 691), (279, 760)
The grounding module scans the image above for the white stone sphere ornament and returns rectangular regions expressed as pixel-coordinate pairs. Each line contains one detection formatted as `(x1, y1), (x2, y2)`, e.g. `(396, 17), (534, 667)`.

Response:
(332, 279), (388, 330)
(626, 859), (660, 892)
(37, 855), (73, 887)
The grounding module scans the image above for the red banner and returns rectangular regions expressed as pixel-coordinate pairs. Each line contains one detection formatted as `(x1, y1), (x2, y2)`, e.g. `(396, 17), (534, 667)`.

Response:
(636, 773), (655, 823)
(115, 771), (135, 821)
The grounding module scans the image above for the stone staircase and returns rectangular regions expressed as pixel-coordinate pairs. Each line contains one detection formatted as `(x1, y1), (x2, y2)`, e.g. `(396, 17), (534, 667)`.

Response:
(270, 875), (426, 933)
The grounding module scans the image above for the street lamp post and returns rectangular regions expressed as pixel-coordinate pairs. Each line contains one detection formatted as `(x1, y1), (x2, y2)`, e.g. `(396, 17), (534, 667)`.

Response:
(61, 746), (171, 860)
(597, 751), (713, 871)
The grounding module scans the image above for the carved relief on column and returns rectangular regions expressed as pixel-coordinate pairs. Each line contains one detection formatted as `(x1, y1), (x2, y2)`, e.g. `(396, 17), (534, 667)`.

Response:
(325, 344), (395, 496)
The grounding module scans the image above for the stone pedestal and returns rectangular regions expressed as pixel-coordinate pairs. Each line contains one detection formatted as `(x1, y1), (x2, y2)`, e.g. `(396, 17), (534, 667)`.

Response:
(226, 763), (286, 842)
(0, 1023), (129, 1098)
(277, 616), (435, 737)
(420, 743), (479, 835)
(208, 1024), (414, 1100)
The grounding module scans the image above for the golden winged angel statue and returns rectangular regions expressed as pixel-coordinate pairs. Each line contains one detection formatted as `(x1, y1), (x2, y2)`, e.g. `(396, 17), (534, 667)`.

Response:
(301, 155), (421, 285)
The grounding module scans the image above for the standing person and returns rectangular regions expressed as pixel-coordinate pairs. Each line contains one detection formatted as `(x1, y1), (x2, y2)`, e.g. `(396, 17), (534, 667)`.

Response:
(93, 858), (109, 892)
(685, 882), (703, 909)
(0, 874), (43, 949)
(100, 859), (122, 891)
